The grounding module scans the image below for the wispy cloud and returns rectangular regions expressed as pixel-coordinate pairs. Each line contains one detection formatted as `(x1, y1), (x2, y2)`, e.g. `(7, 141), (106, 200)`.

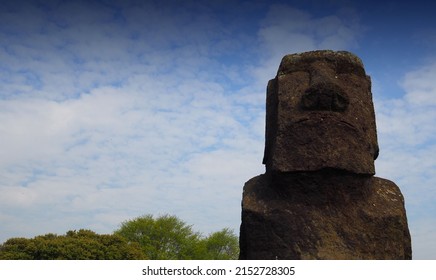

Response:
(0, 0), (267, 238)
(252, 4), (362, 86)
(375, 59), (436, 259)
(1, 0), (434, 259)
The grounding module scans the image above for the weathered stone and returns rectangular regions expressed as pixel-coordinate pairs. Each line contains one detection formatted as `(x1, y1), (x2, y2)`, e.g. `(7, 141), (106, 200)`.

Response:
(240, 50), (411, 259)
(239, 171), (411, 259)
(263, 50), (378, 175)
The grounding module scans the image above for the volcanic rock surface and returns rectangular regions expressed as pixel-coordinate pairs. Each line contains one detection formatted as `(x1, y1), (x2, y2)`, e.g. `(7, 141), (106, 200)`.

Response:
(240, 50), (411, 260)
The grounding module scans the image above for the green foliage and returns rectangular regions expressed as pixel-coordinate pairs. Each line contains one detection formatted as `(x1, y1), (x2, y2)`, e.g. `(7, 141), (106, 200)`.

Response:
(114, 214), (239, 260)
(0, 229), (146, 260)
(0, 214), (239, 260)
(114, 214), (204, 259)
(202, 228), (239, 260)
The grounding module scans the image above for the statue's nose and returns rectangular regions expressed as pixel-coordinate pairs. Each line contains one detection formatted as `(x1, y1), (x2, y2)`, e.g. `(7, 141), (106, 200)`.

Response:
(301, 83), (349, 112)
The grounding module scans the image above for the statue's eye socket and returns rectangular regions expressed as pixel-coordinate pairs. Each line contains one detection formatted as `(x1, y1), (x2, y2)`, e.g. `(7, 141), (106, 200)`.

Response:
(332, 92), (349, 111)
(301, 87), (349, 112)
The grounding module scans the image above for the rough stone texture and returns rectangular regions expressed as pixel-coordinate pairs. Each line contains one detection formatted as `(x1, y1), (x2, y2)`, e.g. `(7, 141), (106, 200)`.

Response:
(240, 50), (411, 259)
(263, 50), (378, 175)
(239, 171), (412, 259)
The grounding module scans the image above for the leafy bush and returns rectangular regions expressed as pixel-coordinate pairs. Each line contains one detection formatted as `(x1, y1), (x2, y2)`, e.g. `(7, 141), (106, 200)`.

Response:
(202, 228), (239, 260)
(0, 229), (146, 260)
(0, 214), (239, 260)
(114, 214), (239, 259)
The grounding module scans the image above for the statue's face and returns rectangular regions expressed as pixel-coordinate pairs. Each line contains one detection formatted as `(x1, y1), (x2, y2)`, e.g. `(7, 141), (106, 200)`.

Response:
(264, 51), (378, 175)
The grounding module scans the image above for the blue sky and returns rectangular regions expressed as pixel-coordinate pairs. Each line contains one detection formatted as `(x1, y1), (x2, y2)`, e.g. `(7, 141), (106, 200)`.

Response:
(0, 0), (435, 259)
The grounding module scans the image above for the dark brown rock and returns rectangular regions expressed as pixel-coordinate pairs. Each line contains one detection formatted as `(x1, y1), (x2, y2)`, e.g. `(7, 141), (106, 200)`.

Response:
(263, 50), (378, 175)
(239, 171), (411, 259)
(240, 50), (411, 259)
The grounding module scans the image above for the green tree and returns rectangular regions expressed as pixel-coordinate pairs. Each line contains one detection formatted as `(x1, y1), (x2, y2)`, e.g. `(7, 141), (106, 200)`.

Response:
(202, 228), (239, 260)
(114, 214), (239, 260)
(114, 214), (204, 259)
(0, 229), (146, 260)
(0, 214), (239, 260)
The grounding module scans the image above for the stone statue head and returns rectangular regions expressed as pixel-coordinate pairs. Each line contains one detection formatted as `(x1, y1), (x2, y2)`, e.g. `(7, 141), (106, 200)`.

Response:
(263, 50), (379, 175)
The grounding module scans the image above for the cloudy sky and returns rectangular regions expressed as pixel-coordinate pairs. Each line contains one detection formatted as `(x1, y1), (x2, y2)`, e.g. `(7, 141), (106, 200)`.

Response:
(0, 0), (435, 259)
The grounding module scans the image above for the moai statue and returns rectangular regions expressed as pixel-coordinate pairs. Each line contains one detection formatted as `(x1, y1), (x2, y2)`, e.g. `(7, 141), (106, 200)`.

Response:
(239, 50), (411, 259)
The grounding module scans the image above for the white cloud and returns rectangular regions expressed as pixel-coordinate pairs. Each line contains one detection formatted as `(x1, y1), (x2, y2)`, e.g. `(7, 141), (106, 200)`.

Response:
(0, 52), (266, 240)
(374, 60), (436, 259)
(253, 4), (362, 85)
(402, 62), (436, 106)
(409, 218), (436, 259)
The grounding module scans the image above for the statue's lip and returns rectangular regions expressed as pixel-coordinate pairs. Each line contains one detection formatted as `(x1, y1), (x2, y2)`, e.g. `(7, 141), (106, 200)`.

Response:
(294, 116), (358, 132)
(292, 115), (379, 160)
